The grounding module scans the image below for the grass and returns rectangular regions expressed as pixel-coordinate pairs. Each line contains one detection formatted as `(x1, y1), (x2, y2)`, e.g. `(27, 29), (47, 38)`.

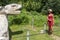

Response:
(53, 26), (60, 36)
(9, 25), (54, 40)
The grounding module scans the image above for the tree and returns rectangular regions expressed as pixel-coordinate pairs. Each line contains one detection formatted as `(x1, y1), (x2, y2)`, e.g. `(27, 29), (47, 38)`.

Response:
(0, 0), (10, 5)
(42, 0), (60, 14)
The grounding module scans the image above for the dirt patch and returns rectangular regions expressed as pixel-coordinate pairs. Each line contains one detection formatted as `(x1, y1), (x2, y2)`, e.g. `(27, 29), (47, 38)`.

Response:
(50, 34), (60, 40)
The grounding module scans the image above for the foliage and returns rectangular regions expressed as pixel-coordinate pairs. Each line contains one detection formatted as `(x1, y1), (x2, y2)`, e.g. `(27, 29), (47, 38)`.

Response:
(8, 9), (47, 27)
(44, 0), (60, 14)
(0, 0), (60, 26)
(0, 0), (60, 14)
(8, 9), (29, 25)
(0, 0), (9, 5)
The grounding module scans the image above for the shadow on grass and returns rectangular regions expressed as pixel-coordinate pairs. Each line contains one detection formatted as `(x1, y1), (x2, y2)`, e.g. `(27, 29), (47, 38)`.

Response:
(9, 28), (23, 40)
(12, 31), (23, 35)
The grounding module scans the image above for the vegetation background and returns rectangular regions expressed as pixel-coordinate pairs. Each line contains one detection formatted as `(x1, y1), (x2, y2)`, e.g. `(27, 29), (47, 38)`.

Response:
(0, 0), (60, 26)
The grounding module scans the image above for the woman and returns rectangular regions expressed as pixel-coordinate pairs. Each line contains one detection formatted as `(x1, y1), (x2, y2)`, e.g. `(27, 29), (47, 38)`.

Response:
(47, 9), (54, 35)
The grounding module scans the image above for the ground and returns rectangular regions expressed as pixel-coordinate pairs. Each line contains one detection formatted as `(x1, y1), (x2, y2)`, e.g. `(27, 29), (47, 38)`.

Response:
(50, 34), (60, 40)
(9, 25), (55, 40)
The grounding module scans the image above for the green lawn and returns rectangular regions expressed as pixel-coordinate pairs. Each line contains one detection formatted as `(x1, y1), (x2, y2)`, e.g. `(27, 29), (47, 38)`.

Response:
(9, 25), (54, 40)
(53, 26), (60, 36)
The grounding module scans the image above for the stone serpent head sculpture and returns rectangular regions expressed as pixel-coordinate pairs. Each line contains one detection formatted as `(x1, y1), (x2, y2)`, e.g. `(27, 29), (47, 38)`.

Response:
(0, 3), (22, 40)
